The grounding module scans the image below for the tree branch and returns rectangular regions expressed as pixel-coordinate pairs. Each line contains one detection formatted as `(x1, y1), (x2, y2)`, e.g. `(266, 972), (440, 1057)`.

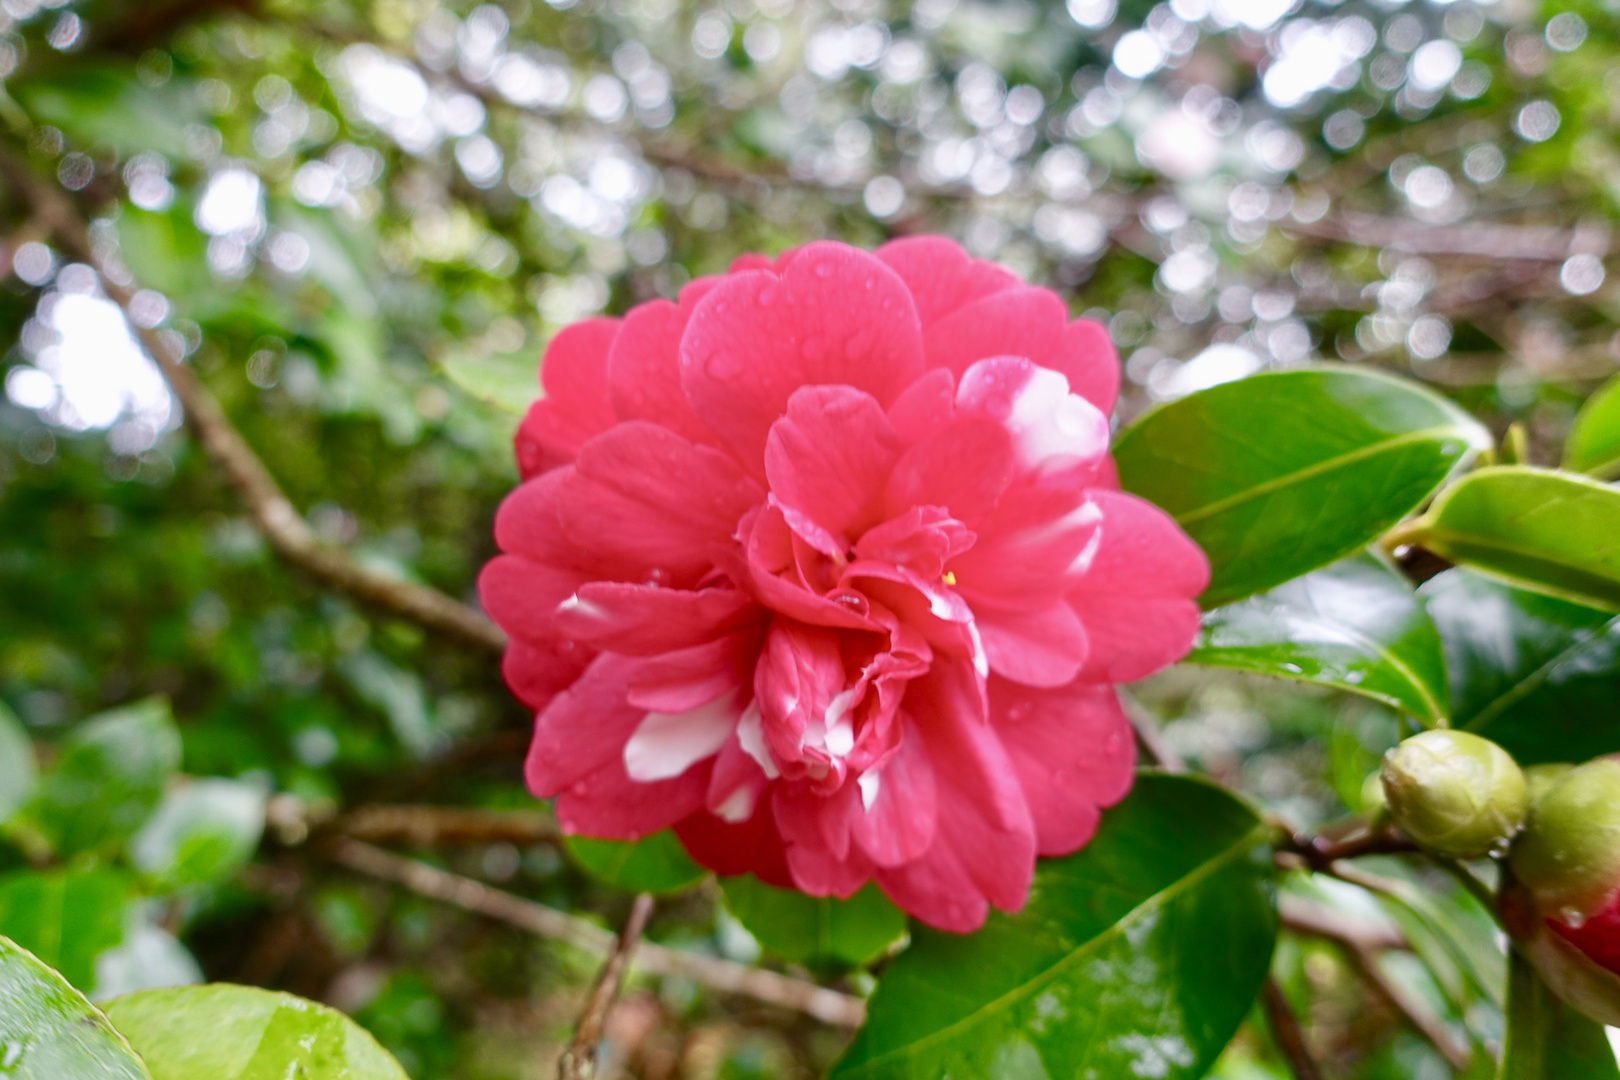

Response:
(334, 805), (559, 847)
(325, 839), (868, 1027)
(0, 145), (507, 655)
(1261, 976), (1324, 1080)
(558, 893), (654, 1080)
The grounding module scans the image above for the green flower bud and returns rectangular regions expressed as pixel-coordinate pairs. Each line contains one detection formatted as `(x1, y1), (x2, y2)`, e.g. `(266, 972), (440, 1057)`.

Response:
(1524, 763), (1575, 805)
(1509, 758), (1620, 920)
(1380, 730), (1528, 859)
(1360, 770), (1387, 816)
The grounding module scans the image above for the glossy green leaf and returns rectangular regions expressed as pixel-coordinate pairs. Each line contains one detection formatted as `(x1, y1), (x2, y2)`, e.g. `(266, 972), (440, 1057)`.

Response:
(22, 699), (182, 856)
(565, 831), (708, 895)
(1564, 374), (1620, 480)
(832, 775), (1276, 1080)
(1114, 367), (1489, 608)
(129, 779), (267, 890)
(0, 935), (151, 1080)
(720, 878), (906, 967)
(0, 868), (136, 992)
(1501, 950), (1620, 1080)
(0, 702), (37, 824)
(104, 985), (409, 1080)
(436, 349), (540, 416)
(1421, 569), (1620, 766)
(1408, 467), (1620, 613)
(1188, 552), (1449, 724)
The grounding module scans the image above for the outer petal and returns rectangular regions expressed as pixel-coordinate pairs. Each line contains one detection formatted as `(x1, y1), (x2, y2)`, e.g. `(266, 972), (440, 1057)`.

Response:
(515, 318), (621, 478)
(675, 802), (795, 887)
(922, 287), (1068, 379)
(990, 677), (1136, 856)
(494, 467), (585, 568)
(1049, 319), (1120, 416)
(628, 632), (760, 713)
(956, 357), (1109, 482)
(1067, 489), (1209, 683)
(478, 555), (587, 644)
(680, 241), (925, 473)
(875, 236), (1019, 328)
(559, 422), (763, 585)
(849, 716), (938, 868)
(948, 485), (1099, 612)
(555, 756), (711, 839)
(501, 638), (590, 712)
(606, 299), (715, 444)
(553, 582), (760, 656)
(765, 386), (900, 555)
(875, 660), (1036, 931)
(526, 653), (645, 796)
(976, 602), (1090, 688)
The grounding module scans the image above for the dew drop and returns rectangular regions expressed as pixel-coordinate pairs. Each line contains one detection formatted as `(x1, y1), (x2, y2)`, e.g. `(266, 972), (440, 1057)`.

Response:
(757, 282), (778, 305)
(1559, 907), (1589, 929)
(706, 351), (742, 379)
(814, 259), (834, 278)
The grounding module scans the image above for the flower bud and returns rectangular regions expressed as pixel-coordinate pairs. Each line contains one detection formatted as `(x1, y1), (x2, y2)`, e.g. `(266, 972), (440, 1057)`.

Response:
(1509, 759), (1620, 925)
(1379, 730), (1528, 859)
(1524, 763), (1574, 805)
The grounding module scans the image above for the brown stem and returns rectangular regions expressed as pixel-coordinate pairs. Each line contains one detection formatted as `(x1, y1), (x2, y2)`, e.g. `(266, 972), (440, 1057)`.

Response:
(331, 805), (559, 847)
(0, 146), (507, 655)
(558, 893), (655, 1080)
(1261, 976), (1325, 1080)
(325, 839), (868, 1027)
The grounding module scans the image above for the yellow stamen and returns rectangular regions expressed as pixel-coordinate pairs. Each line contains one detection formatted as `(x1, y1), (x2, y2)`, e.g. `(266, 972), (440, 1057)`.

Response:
(942, 571), (957, 586)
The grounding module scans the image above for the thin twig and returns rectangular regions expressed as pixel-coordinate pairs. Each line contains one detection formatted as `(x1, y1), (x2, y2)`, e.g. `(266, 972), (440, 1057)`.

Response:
(558, 893), (655, 1080)
(1117, 689), (1183, 774)
(0, 145), (507, 654)
(1261, 976), (1325, 1080)
(332, 805), (559, 847)
(326, 839), (868, 1027)
(1278, 895), (1408, 954)
(1343, 942), (1472, 1070)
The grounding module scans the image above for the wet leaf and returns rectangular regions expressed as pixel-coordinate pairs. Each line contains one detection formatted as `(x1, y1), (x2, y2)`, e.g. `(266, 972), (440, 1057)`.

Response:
(565, 831), (708, 895)
(721, 878), (906, 967)
(1189, 552), (1449, 724)
(1409, 467), (1620, 613)
(0, 934), (150, 1080)
(1422, 569), (1620, 766)
(1114, 367), (1488, 608)
(104, 984), (409, 1080)
(832, 775), (1276, 1080)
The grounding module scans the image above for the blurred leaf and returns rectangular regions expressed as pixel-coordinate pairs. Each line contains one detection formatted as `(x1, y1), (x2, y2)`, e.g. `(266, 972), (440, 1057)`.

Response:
(1501, 950), (1620, 1079)
(23, 698), (181, 856)
(1563, 375), (1620, 480)
(720, 878), (906, 967)
(832, 775), (1276, 1080)
(1421, 568), (1620, 765)
(0, 868), (135, 992)
(90, 915), (204, 1002)
(1189, 552), (1449, 724)
(0, 934), (151, 1080)
(1114, 367), (1489, 608)
(115, 206), (218, 312)
(0, 701), (37, 824)
(128, 779), (266, 890)
(565, 831), (708, 895)
(435, 349), (540, 417)
(104, 984), (409, 1080)
(1409, 467), (1620, 613)
(15, 71), (201, 158)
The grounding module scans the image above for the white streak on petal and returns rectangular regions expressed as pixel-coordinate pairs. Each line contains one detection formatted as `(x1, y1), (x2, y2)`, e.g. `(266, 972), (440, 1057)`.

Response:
(556, 593), (607, 622)
(624, 691), (739, 781)
(716, 784), (759, 822)
(858, 769), (882, 812)
(736, 701), (779, 779)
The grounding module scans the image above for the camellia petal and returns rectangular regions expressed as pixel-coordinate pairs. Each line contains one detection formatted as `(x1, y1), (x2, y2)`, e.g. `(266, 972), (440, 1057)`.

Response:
(483, 236), (1207, 932)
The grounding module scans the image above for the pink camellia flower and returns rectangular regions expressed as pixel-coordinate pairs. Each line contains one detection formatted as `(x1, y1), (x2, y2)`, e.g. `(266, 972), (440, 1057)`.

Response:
(480, 237), (1208, 931)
